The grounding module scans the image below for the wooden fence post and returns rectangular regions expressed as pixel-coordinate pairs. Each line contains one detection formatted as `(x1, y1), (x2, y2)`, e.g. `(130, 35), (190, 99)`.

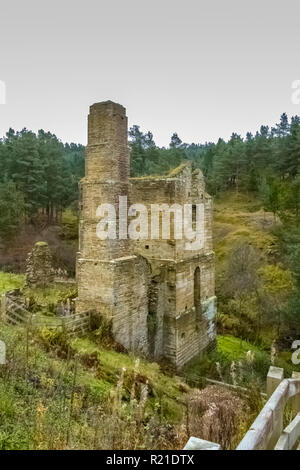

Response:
(1, 294), (7, 321)
(267, 366), (284, 398)
(292, 371), (300, 414)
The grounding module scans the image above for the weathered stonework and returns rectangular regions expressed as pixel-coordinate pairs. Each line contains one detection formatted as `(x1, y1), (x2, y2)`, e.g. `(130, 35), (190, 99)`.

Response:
(25, 241), (54, 287)
(76, 100), (216, 367)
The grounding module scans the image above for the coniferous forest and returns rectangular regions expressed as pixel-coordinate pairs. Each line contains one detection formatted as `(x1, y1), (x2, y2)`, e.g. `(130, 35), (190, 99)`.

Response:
(2, 112), (300, 236)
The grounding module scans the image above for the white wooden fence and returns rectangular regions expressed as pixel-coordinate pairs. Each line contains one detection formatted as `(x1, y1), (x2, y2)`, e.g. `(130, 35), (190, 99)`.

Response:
(237, 368), (300, 450)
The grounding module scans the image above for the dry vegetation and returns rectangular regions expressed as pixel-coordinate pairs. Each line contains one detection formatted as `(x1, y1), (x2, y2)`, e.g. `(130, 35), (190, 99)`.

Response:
(0, 316), (257, 450)
(0, 210), (78, 275)
(213, 192), (297, 344)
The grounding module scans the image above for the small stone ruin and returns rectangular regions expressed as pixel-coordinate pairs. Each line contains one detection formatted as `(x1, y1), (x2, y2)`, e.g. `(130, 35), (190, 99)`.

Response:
(25, 241), (54, 287)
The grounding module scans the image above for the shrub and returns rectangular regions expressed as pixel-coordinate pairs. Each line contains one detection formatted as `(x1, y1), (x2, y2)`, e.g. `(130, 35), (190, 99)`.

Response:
(60, 210), (78, 240)
(187, 385), (250, 449)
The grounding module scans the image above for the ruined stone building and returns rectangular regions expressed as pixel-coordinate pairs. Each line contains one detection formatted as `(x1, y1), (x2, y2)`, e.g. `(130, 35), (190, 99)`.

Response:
(26, 241), (54, 287)
(76, 101), (216, 367)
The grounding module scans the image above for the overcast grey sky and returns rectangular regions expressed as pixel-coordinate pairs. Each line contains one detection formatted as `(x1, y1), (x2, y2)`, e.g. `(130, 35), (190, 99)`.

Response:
(0, 0), (300, 146)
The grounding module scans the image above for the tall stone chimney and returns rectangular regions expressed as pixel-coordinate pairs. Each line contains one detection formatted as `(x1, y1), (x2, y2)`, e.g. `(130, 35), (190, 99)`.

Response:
(79, 101), (132, 260)
(76, 101), (149, 353)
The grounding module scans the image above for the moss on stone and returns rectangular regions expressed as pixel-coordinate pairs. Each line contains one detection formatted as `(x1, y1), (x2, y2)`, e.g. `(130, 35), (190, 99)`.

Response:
(130, 161), (190, 181)
(167, 161), (190, 177)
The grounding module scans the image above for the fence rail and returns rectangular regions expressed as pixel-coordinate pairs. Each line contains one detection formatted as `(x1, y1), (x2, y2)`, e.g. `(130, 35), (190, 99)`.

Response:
(1, 294), (92, 338)
(237, 374), (300, 450)
(62, 312), (92, 337)
(1, 295), (31, 325)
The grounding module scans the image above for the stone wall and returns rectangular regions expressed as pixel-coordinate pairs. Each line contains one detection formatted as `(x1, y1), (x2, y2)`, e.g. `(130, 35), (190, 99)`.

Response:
(129, 162), (216, 366)
(130, 163), (213, 261)
(145, 255), (216, 366)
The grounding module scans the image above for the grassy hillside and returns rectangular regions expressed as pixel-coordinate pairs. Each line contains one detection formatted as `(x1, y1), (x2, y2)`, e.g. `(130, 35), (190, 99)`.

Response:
(0, 273), (188, 448)
(0, 318), (190, 450)
(213, 191), (278, 273)
(0, 316), (260, 450)
(183, 192), (300, 393)
(212, 192), (297, 342)
(0, 270), (260, 450)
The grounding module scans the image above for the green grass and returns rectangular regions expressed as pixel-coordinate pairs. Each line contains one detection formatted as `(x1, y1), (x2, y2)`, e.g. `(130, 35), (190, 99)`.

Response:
(0, 270), (76, 318)
(0, 271), (75, 309)
(71, 336), (185, 422)
(0, 272), (25, 295)
(184, 334), (300, 390)
(24, 284), (77, 309)
(217, 335), (263, 360)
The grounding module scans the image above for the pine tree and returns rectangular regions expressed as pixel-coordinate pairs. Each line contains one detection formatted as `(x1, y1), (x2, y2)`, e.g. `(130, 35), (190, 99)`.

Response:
(0, 181), (25, 239)
(9, 129), (46, 217)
